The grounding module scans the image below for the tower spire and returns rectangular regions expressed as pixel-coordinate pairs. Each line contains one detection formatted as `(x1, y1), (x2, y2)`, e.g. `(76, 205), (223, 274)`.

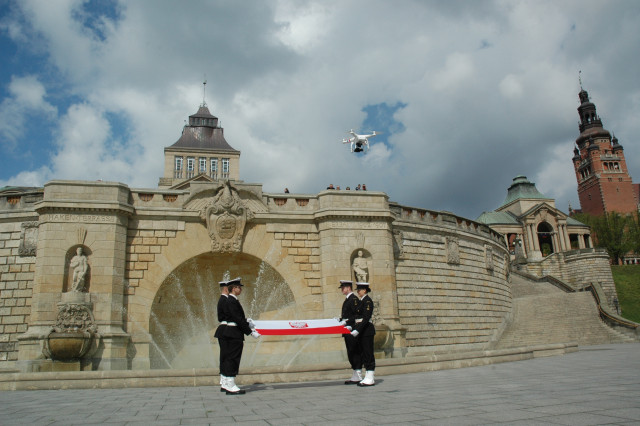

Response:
(201, 76), (207, 107)
(578, 70), (583, 90)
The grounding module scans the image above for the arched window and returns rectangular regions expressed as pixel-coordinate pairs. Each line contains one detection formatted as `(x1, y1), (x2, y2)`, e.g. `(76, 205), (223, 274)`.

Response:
(537, 222), (555, 257)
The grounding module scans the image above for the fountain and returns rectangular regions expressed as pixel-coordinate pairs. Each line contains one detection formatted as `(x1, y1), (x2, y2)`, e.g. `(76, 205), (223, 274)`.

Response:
(147, 252), (329, 370)
(43, 292), (98, 370)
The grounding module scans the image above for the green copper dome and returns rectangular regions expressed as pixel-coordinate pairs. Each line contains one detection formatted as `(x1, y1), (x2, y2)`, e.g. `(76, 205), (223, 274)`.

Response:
(501, 176), (549, 207)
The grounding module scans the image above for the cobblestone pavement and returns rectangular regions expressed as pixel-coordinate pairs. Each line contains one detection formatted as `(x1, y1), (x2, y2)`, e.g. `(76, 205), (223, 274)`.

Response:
(1, 343), (639, 425)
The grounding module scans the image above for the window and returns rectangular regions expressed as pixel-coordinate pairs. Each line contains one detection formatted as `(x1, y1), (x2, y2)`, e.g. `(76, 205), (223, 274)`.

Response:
(222, 158), (230, 178)
(187, 157), (195, 179)
(199, 158), (207, 173)
(210, 158), (218, 178)
(174, 156), (183, 178)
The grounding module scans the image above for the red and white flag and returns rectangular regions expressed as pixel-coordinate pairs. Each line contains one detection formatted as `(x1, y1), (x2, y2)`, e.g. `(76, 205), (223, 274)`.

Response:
(253, 318), (350, 336)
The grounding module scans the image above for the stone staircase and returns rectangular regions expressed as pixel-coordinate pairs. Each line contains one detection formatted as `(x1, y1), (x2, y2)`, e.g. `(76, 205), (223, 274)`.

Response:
(494, 274), (635, 349)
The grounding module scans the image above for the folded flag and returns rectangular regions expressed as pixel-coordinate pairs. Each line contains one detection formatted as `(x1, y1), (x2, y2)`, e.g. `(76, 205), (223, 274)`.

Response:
(252, 318), (350, 336)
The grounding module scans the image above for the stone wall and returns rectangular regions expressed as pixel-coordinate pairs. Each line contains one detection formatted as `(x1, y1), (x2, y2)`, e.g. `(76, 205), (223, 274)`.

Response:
(1, 182), (513, 371)
(0, 191), (40, 369)
(517, 248), (618, 308)
(391, 206), (511, 354)
(0, 221), (36, 367)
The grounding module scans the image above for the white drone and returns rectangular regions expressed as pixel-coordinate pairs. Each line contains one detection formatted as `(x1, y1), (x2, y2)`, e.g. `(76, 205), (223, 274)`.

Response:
(342, 130), (380, 153)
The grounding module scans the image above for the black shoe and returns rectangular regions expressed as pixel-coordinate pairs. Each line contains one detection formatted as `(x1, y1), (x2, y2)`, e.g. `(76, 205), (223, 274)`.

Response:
(226, 389), (246, 395)
(344, 380), (360, 385)
(220, 388), (226, 392)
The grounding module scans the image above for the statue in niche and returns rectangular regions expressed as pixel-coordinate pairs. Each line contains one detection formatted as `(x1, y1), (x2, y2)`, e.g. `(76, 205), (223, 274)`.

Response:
(352, 250), (369, 283)
(70, 247), (89, 292)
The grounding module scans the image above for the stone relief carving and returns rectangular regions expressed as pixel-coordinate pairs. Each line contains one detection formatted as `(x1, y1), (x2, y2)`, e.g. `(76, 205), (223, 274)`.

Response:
(446, 236), (460, 265)
(352, 250), (369, 282)
(18, 221), (38, 256)
(393, 230), (404, 258)
(53, 303), (97, 334)
(539, 208), (548, 222)
(201, 180), (254, 253)
(372, 293), (383, 325)
(485, 246), (494, 271)
(70, 247), (89, 292)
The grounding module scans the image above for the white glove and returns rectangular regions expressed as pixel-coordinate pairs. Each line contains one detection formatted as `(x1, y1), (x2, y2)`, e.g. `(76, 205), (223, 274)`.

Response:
(351, 330), (359, 337)
(251, 330), (261, 339)
(339, 320), (347, 326)
(346, 326), (352, 331)
(333, 317), (340, 322)
(247, 318), (255, 329)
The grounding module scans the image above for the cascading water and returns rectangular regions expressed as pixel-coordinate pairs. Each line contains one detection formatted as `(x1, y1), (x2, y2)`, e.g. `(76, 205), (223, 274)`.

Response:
(148, 252), (333, 370)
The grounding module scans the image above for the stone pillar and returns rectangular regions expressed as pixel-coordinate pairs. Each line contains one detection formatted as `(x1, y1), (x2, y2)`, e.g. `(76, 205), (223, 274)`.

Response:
(316, 190), (404, 357)
(557, 225), (566, 252)
(17, 181), (132, 372)
(578, 233), (586, 249)
(525, 225), (535, 254)
(532, 225), (541, 252)
(552, 232), (559, 253)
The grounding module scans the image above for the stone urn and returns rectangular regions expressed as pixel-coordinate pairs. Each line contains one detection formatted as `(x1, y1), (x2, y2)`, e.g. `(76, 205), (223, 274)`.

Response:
(46, 330), (95, 360)
(43, 293), (98, 362)
(374, 324), (392, 351)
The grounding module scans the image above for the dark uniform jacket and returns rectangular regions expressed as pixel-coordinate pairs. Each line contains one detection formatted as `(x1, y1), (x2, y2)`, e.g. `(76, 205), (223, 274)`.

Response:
(213, 295), (228, 339)
(221, 295), (253, 340)
(354, 294), (376, 336)
(340, 293), (359, 329)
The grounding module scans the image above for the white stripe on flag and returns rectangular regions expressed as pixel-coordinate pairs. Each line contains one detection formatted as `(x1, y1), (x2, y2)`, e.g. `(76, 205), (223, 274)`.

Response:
(253, 318), (350, 335)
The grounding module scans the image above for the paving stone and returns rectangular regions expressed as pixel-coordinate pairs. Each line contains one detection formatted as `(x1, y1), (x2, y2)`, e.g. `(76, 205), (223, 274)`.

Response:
(0, 343), (638, 425)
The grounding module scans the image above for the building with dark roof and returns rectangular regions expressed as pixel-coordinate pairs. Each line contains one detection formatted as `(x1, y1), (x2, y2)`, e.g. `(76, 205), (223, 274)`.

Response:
(159, 104), (240, 189)
(478, 176), (591, 260)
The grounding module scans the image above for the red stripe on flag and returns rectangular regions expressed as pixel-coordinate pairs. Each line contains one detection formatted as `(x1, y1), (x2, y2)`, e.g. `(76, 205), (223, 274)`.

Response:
(256, 326), (350, 336)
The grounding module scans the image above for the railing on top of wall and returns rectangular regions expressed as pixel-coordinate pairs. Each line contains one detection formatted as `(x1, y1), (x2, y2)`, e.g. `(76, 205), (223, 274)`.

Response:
(389, 202), (506, 247)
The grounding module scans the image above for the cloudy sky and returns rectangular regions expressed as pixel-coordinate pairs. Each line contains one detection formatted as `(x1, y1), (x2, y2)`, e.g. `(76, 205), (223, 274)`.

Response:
(1, 0), (639, 219)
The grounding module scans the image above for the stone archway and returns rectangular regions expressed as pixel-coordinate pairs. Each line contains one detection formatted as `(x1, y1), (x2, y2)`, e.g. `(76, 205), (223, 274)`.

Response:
(537, 222), (555, 257)
(148, 252), (293, 369)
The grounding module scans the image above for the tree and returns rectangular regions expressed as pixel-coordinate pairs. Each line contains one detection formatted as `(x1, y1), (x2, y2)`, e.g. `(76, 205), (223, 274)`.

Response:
(574, 212), (635, 264)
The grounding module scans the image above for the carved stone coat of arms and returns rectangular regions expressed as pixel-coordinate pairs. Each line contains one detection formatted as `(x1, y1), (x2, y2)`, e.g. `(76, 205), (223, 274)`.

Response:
(201, 181), (252, 252)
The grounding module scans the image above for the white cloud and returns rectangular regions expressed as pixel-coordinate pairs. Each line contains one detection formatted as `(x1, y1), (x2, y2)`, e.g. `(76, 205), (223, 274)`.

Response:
(534, 144), (580, 213)
(1, 1), (639, 219)
(432, 53), (475, 92)
(0, 166), (52, 188)
(499, 74), (524, 99)
(0, 75), (57, 147)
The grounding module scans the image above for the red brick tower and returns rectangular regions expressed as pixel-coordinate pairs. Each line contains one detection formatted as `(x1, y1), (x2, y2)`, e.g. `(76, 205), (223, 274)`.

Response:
(572, 87), (638, 215)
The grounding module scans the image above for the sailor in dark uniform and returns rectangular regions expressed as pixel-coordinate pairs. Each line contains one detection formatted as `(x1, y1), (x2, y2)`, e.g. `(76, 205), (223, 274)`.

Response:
(337, 279), (362, 384)
(214, 279), (230, 392)
(351, 282), (376, 386)
(220, 277), (261, 395)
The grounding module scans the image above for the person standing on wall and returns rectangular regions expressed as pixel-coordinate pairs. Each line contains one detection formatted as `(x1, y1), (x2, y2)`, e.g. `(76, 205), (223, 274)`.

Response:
(351, 282), (376, 386)
(221, 277), (261, 395)
(214, 279), (230, 393)
(337, 280), (362, 384)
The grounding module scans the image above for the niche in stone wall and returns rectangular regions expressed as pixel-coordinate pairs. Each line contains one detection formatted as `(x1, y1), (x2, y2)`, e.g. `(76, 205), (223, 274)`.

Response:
(350, 248), (372, 284)
(63, 245), (92, 293)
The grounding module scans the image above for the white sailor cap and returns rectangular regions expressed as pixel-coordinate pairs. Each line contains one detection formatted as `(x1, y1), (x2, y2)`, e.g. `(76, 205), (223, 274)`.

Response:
(338, 280), (353, 288)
